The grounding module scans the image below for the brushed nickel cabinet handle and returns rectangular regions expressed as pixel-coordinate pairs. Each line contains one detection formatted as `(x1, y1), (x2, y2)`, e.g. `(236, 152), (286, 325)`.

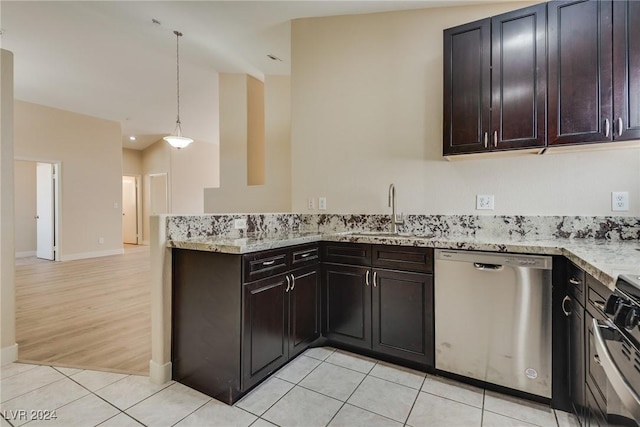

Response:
(291, 274), (295, 291)
(483, 132), (488, 148)
(594, 301), (605, 311)
(562, 296), (572, 317)
(604, 118), (610, 137)
(493, 131), (498, 147)
(617, 117), (623, 137)
(568, 277), (581, 286)
(373, 271), (378, 288)
(262, 260), (276, 266)
(285, 275), (290, 293)
(365, 270), (370, 287)
(301, 253), (311, 258)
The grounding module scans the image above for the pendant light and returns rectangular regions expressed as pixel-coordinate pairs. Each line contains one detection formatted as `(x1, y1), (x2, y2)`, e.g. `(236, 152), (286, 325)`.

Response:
(164, 30), (193, 149)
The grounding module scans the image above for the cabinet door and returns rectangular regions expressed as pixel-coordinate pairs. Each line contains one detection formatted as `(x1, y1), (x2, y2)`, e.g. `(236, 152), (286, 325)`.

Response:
(443, 18), (491, 155)
(612, 0), (640, 141)
(491, 4), (546, 150)
(289, 266), (320, 358)
(323, 263), (371, 350)
(372, 269), (434, 367)
(548, 0), (613, 146)
(567, 297), (586, 424)
(242, 274), (289, 390)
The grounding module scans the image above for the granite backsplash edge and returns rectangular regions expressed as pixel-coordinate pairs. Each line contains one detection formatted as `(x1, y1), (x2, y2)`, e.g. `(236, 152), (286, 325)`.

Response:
(166, 214), (640, 242)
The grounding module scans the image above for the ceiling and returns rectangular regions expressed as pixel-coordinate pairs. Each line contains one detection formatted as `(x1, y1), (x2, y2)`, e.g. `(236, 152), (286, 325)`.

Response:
(1, 0), (499, 150)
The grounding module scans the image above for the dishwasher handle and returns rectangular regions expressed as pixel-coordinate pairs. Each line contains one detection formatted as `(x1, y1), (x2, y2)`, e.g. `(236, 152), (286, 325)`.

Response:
(473, 262), (504, 272)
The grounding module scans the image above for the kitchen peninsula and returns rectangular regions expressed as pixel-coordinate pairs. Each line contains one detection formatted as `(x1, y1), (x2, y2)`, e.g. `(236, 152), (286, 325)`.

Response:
(156, 213), (640, 410)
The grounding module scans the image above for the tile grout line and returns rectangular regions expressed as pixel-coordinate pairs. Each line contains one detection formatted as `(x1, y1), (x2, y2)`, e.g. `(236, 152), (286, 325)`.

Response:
(402, 373), (428, 426)
(322, 359), (378, 427)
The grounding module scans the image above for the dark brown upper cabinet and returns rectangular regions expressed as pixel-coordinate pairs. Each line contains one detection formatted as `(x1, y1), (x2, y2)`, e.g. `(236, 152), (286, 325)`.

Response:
(613, 0), (640, 141)
(443, 4), (547, 156)
(548, 0), (640, 146)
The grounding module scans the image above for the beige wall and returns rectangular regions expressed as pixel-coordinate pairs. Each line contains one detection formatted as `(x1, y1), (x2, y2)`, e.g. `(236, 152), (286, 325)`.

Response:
(123, 148), (143, 176)
(140, 139), (219, 241)
(170, 142), (219, 215)
(247, 75), (265, 186)
(1, 49), (17, 363)
(14, 161), (37, 255)
(204, 74), (291, 213)
(291, 4), (640, 216)
(14, 101), (123, 260)
(141, 140), (169, 244)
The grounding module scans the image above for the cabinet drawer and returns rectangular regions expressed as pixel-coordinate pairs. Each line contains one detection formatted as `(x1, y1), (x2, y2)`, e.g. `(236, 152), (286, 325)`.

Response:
(243, 248), (289, 282)
(586, 274), (609, 318)
(566, 261), (585, 305)
(291, 244), (319, 269)
(372, 245), (433, 273)
(322, 242), (371, 266)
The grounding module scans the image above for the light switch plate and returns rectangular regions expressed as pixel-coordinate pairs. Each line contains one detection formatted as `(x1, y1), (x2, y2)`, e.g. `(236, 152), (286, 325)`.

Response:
(612, 191), (629, 211)
(476, 194), (495, 210)
(307, 198), (315, 210)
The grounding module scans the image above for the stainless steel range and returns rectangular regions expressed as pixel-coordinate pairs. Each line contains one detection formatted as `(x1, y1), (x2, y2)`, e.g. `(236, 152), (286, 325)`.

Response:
(592, 274), (640, 426)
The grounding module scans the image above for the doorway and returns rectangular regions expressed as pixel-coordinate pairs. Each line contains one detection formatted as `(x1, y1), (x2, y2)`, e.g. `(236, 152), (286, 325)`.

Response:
(122, 175), (141, 245)
(14, 160), (60, 261)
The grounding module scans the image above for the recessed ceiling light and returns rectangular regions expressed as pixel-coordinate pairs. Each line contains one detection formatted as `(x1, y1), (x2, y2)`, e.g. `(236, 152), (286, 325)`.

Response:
(267, 54), (283, 62)
(129, 136), (136, 141)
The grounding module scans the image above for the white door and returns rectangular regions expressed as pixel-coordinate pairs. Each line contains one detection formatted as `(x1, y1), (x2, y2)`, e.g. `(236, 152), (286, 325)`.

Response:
(36, 162), (55, 260)
(122, 176), (138, 244)
(149, 174), (168, 214)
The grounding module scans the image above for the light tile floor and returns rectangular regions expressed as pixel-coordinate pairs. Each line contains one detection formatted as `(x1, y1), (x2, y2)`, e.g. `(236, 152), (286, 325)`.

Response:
(1, 347), (579, 427)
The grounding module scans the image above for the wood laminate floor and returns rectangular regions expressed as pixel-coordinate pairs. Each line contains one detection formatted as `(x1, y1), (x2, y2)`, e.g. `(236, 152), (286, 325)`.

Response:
(15, 244), (151, 375)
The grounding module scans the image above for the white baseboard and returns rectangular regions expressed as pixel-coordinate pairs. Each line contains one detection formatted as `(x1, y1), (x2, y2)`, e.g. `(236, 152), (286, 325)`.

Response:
(149, 360), (172, 384)
(60, 248), (125, 261)
(1, 343), (18, 366)
(15, 251), (36, 258)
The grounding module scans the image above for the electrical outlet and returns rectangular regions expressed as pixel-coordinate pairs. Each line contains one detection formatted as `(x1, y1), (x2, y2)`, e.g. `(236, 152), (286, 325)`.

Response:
(476, 194), (495, 210)
(113, 202), (119, 209)
(612, 191), (629, 211)
(319, 197), (327, 210)
(99, 237), (104, 244)
(234, 218), (247, 229)
(307, 198), (315, 210)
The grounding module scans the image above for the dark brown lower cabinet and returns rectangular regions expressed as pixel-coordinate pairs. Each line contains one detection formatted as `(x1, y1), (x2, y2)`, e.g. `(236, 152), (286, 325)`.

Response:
(323, 262), (433, 368)
(323, 264), (371, 350)
(172, 246), (319, 405)
(567, 296), (586, 424)
(372, 269), (434, 366)
(243, 265), (320, 390)
(242, 273), (289, 390)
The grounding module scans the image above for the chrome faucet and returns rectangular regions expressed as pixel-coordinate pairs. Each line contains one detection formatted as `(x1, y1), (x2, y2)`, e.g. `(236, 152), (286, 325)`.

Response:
(388, 184), (404, 234)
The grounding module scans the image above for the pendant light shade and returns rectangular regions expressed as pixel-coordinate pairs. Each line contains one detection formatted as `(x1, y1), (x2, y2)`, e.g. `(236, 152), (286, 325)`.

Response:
(164, 30), (193, 149)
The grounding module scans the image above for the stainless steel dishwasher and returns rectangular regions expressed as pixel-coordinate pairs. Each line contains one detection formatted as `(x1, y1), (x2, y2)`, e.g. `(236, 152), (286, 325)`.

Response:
(434, 249), (553, 398)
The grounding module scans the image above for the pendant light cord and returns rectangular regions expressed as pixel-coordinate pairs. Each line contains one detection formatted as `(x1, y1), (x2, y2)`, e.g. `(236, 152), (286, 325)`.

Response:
(174, 30), (182, 127)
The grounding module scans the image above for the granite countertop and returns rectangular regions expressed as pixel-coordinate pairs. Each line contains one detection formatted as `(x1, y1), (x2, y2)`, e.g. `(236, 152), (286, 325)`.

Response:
(168, 231), (640, 290)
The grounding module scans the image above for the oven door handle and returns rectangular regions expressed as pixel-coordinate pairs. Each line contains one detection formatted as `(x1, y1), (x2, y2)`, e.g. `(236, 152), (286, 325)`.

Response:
(592, 318), (640, 422)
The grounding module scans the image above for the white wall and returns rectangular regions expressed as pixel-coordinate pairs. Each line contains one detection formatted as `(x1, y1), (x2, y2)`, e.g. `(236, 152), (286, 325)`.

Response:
(14, 161), (36, 256)
(14, 101), (124, 260)
(290, 3), (640, 216)
(204, 74), (292, 213)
